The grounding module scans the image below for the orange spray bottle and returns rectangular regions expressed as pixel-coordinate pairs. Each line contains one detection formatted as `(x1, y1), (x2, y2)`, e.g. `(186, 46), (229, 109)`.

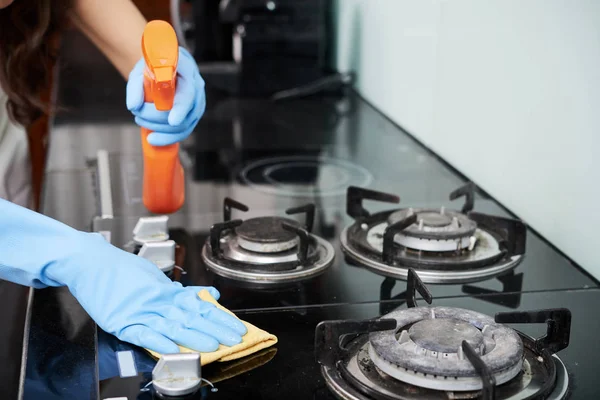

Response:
(140, 20), (185, 214)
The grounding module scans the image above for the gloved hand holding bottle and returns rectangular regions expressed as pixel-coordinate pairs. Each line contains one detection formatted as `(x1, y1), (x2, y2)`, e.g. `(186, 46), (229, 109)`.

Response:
(126, 47), (205, 146)
(0, 199), (247, 354)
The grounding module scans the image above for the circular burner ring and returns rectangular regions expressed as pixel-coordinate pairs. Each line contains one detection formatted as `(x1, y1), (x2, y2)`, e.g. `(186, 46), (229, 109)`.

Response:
(372, 222), (477, 253)
(365, 222), (500, 265)
(340, 210), (522, 284)
(235, 217), (300, 253)
(368, 307), (523, 391)
(201, 234), (335, 285)
(320, 326), (568, 400)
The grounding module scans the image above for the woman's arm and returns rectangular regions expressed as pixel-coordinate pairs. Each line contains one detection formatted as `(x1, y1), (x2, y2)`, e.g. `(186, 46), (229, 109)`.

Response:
(0, 198), (246, 354)
(70, 0), (147, 78)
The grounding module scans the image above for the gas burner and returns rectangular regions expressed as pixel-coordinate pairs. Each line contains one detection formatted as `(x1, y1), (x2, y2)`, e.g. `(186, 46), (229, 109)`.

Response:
(340, 183), (527, 284)
(316, 269), (571, 400)
(201, 198), (335, 286)
(368, 307), (523, 391)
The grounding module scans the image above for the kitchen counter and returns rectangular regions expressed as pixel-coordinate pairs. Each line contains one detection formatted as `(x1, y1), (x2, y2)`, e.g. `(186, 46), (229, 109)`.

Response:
(7, 30), (599, 399)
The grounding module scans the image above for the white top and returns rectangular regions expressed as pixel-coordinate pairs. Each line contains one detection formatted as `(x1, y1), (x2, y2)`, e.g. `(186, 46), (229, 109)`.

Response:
(0, 87), (32, 209)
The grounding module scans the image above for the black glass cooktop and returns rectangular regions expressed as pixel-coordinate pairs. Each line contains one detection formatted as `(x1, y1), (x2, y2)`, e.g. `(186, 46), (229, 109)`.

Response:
(61, 91), (595, 312)
(33, 89), (600, 400)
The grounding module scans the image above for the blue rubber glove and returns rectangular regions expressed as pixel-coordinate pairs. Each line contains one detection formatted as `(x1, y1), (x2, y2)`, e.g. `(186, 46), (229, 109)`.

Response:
(0, 199), (246, 354)
(126, 47), (206, 146)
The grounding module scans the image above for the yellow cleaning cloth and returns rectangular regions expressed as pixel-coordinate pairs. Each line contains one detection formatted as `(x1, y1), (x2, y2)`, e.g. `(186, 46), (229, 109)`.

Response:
(146, 290), (278, 366)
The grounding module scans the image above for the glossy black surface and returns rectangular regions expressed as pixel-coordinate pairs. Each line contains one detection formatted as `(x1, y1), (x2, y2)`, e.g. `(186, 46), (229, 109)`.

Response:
(13, 31), (600, 399)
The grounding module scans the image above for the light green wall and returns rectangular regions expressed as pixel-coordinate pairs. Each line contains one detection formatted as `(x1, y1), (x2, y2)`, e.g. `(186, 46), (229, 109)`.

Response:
(332, 0), (600, 279)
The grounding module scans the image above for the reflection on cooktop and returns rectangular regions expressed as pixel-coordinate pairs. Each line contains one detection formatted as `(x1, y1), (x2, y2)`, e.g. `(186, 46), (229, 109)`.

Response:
(379, 270), (525, 315)
(239, 155), (373, 198)
(192, 149), (374, 199)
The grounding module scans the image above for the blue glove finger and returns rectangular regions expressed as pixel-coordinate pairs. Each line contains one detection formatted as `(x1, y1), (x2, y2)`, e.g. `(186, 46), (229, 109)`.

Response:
(152, 318), (220, 352)
(126, 59), (146, 112)
(133, 92), (201, 137)
(168, 73), (196, 127)
(183, 315), (243, 347)
(171, 288), (219, 310)
(173, 85), (205, 128)
(146, 122), (197, 146)
(175, 47), (197, 78)
(169, 49), (206, 127)
(119, 324), (180, 354)
(134, 116), (183, 134)
(163, 304), (243, 347)
(204, 307), (247, 336)
(131, 103), (170, 124)
(145, 88), (203, 145)
(184, 285), (220, 300)
(169, 293), (247, 338)
(183, 76), (206, 123)
(133, 93), (201, 133)
(178, 46), (194, 62)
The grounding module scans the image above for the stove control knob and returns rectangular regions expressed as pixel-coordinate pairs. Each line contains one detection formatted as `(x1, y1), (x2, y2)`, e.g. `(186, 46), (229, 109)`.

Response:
(152, 353), (202, 397)
(133, 216), (169, 244)
(138, 240), (176, 273)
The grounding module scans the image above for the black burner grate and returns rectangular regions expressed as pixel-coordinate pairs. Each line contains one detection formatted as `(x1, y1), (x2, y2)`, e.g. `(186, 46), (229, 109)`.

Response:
(340, 182), (528, 282)
(203, 197), (334, 280)
(315, 268), (572, 400)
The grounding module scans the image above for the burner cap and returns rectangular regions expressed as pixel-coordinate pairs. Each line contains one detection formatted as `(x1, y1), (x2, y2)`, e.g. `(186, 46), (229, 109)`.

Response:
(235, 217), (300, 253)
(408, 318), (484, 354)
(417, 212), (453, 227)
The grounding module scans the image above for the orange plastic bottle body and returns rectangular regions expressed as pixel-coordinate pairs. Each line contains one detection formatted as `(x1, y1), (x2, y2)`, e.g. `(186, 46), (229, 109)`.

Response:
(140, 20), (185, 214)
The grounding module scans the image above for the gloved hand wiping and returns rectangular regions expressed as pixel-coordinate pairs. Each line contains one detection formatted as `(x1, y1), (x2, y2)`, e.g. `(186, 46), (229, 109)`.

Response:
(0, 199), (246, 354)
(126, 47), (205, 146)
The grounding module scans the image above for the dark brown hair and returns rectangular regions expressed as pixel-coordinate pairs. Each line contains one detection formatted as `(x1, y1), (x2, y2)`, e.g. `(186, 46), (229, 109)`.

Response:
(0, 0), (73, 128)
